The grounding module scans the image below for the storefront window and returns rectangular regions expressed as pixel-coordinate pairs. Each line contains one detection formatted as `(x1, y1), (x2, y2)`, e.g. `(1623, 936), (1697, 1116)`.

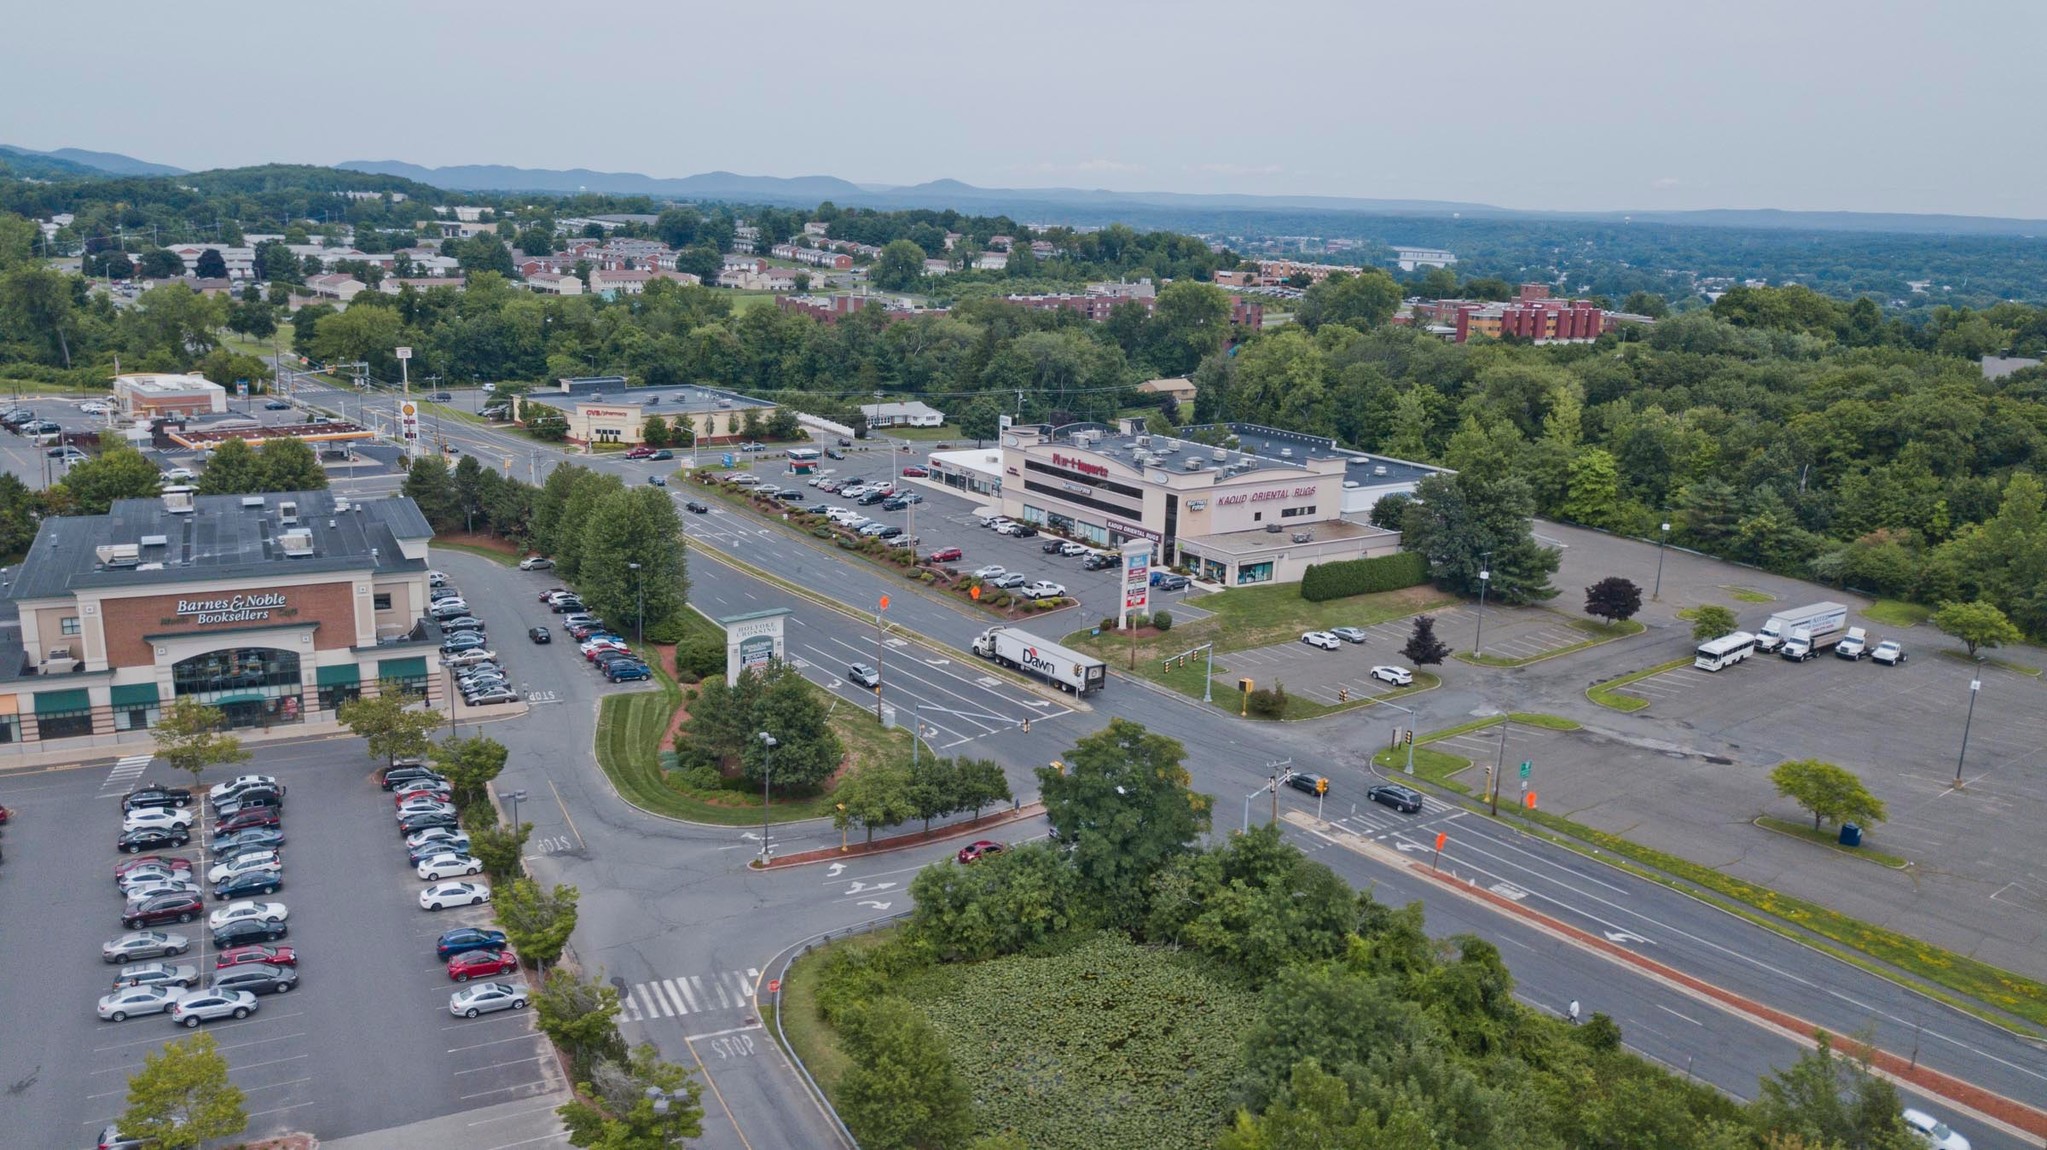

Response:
(172, 648), (304, 730)
(318, 683), (362, 711)
(116, 705), (160, 732)
(37, 707), (94, 740)
(0, 715), (16, 743)
(1236, 561), (1274, 585)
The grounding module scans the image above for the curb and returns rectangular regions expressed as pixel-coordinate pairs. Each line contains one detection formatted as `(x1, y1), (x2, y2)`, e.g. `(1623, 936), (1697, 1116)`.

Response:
(755, 802), (1046, 868)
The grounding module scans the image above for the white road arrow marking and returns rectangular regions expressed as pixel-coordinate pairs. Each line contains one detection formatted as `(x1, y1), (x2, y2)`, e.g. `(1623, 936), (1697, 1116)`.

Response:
(844, 881), (899, 894)
(924, 658), (951, 666)
(1394, 841), (1428, 852)
(825, 863), (846, 878)
(1603, 930), (1652, 945)
(858, 901), (893, 910)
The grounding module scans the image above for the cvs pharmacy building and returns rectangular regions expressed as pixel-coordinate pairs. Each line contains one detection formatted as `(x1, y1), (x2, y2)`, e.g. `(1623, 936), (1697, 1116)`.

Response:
(0, 488), (443, 749)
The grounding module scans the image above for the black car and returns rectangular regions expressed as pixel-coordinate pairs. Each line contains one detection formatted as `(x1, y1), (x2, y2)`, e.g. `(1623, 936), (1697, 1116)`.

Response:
(1081, 553), (1117, 571)
(381, 766), (446, 791)
(119, 826), (191, 854)
(685, 501), (709, 514)
(1041, 539), (1066, 553)
(774, 489), (804, 501)
(214, 868), (283, 900)
(210, 964), (298, 996)
(1152, 573), (1191, 591)
(213, 790), (282, 818)
(1285, 773), (1331, 796)
(529, 626), (551, 644)
(1010, 524), (1038, 538)
(1366, 784), (1424, 814)
(825, 448), (846, 460)
(213, 826), (285, 852)
(123, 783), (193, 811)
(399, 811), (460, 835)
(436, 927), (509, 961)
(212, 918), (288, 949)
(551, 597), (585, 614)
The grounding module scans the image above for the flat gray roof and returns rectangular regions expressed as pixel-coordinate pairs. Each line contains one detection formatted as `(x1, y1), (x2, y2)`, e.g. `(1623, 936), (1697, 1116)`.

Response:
(9, 489), (432, 601)
(522, 384), (776, 417)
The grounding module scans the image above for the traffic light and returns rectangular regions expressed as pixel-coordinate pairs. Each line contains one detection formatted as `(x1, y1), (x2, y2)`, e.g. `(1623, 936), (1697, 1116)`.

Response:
(1238, 678), (1254, 693)
(1403, 729), (1414, 746)
(1337, 687), (1349, 703)
(1315, 777), (1328, 796)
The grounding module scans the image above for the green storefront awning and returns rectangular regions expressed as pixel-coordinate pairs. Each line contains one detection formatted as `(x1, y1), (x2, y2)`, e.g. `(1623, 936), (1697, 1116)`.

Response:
(110, 683), (161, 708)
(316, 664), (361, 687)
(377, 657), (428, 682)
(35, 688), (91, 714)
(211, 694), (267, 707)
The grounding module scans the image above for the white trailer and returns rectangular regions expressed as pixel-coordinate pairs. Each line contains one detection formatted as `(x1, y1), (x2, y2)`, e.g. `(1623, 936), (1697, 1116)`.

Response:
(1755, 602), (1848, 653)
(971, 627), (1107, 694)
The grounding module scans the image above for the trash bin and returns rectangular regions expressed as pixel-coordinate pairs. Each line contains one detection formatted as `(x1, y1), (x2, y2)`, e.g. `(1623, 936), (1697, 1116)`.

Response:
(1838, 822), (1862, 847)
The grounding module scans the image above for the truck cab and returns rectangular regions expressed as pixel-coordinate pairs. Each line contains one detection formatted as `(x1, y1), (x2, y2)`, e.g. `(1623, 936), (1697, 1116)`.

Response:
(1780, 628), (1816, 661)
(1834, 627), (1868, 660)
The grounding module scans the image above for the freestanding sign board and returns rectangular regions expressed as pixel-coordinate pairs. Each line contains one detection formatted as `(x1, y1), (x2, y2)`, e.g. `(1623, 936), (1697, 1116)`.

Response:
(1118, 539), (1153, 629)
(719, 608), (791, 686)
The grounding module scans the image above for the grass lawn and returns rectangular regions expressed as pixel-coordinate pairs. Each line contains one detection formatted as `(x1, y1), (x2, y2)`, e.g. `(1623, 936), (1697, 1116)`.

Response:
(726, 292), (783, 314)
(1754, 817), (1911, 867)
(434, 541), (517, 566)
(1864, 599), (1932, 627)
(0, 377), (96, 396)
(1726, 586), (1776, 603)
(771, 929), (894, 1094)
(1369, 712), (1581, 791)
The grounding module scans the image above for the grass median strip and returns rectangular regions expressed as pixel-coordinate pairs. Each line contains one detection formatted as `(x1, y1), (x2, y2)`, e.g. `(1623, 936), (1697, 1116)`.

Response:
(1454, 618), (1643, 667)
(1754, 817), (1911, 868)
(1588, 658), (1690, 711)
(1367, 712), (1579, 790)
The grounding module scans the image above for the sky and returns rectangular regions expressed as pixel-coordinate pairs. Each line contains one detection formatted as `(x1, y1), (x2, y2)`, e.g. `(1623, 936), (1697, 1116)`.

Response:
(6, 0), (2045, 218)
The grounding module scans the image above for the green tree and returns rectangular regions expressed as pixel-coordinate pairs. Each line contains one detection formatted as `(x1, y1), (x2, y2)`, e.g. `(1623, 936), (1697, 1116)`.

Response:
(429, 734), (510, 809)
(1931, 599), (2022, 658)
(151, 697), (250, 794)
(834, 997), (975, 1150)
(338, 686), (443, 767)
(955, 756), (1012, 818)
(1296, 269), (1403, 332)
(140, 247), (186, 280)
(908, 842), (1087, 961)
(870, 239), (927, 291)
(1583, 576), (1643, 624)
(194, 436), (266, 495)
(640, 413), (671, 447)
(1750, 1032), (1914, 1150)
(119, 1031), (248, 1150)
(834, 760), (915, 844)
(1400, 614), (1451, 665)
(576, 486), (689, 638)
(1770, 759), (1888, 832)
(558, 1042), (705, 1149)
(1400, 471), (1560, 604)
(466, 814), (532, 882)
(741, 662), (842, 790)
(1561, 447), (1625, 529)
(193, 248), (229, 279)
(532, 966), (625, 1079)
(1220, 1057), (1436, 1150)
(1691, 604), (1739, 642)
(53, 445), (163, 514)
(0, 265), (82, 366)
(956, 395), (1003, 444)
(309, 303), (404, 373)
(1144, 824), (1360, 980)
(497, 879), (580, 966)
(905, 754), (960, 834)
(0, 472), (44, 560)
(403, 453), (460, 532)
(259, 435), (327, 491)
(1037, 718), (1209, 925)
(1146, 280), (1231, 376)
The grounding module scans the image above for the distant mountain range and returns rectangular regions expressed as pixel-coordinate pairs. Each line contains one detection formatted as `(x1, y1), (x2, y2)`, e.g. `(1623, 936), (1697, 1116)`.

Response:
(0, 144), (184, 178)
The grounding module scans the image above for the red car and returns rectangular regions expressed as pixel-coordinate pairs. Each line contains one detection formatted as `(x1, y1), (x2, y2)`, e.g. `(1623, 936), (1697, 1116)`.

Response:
(447, 949), (520, 982)
(216, 944), (297, 970)
(394, 784), (452, 805)
(927, 546), (963, 563)
(901, 466), (929, 478)
(116, 855), (192, 881)
(624, 446), (657, 460)
(123, 892), (204, 929)
(956, 840), (1007, 864)
(215, 807), (281, 834)
(0, 803), (10, 823)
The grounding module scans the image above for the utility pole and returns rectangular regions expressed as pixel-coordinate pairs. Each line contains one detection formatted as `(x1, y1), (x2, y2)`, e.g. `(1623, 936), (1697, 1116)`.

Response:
(1474, 552), (1492, 658)
(873, 596), (889, 722)
(1490, 716), (1508, 816)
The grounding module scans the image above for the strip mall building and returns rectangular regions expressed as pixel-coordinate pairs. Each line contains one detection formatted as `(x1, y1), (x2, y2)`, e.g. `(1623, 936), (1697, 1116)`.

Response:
(0, 488), (443, 748)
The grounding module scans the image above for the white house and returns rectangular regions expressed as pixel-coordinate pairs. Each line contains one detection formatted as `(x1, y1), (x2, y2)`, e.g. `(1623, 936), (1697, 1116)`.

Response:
(305, 274), (367, 302)
(860, 400), (946, 428)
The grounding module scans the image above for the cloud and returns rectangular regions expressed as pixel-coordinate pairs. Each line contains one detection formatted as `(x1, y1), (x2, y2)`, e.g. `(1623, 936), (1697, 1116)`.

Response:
(1190, 162), (1284, 177)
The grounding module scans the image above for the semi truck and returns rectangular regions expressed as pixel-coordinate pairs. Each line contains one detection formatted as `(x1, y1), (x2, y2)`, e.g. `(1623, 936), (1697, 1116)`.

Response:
(1754, 602), (1848, 653)
(970, 627), (1108, 695)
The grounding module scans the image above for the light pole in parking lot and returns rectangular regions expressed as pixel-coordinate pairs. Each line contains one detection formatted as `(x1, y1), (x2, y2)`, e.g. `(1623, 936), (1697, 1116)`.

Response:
(1473, 554), (1492, 658)
(757, 732), (777, 862)
(627, 562), (644, 645)
(1955, 660), (1984, 787)
(500, 789), (527, 831)
(1653, 520), (1670, 601)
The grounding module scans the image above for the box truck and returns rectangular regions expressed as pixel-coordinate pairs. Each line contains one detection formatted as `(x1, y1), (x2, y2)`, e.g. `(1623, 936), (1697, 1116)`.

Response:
(1754, 602), (1848, 653)
(970, 627), (1107, 694)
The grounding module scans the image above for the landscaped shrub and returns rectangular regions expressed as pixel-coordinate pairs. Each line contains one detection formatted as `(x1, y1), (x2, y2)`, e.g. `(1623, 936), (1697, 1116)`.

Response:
(1100, 616), (1117, 632)
(1299, 552), (1429, 602)
(1246, 680), (1289, 718)
(1153, 611), (1173, 632)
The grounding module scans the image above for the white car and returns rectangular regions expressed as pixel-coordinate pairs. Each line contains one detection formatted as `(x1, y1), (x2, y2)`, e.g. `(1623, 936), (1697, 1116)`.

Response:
(122, 807), (195, 833)
(161, 466), (196, 483)
(207, 852), (281, 884)
(1370, 665), (1414, 686)
(820, 505), (851, 519)
(407, 827), (471, 852)
(421, 881), (492, 911)
(448, 981), (529, 1018)
(168, 988), (258, 1028)
(208, 774), (279, 801)
(417, 853), (485, 881)
(972, 565), (1007, 580)
(207, 900), (288, 931)
(122, 877), (202, 901)
(1301, 631), (1341, 651)
(1059, 542), (1091, 557)
(1901, 1108), (1969, 1150)
(79, 400), (111, 415)
(98, 985), (177, 1022)
(442, 648), (497, 667)
(397, 800), (458, 822)
(429, 570), (450, 587)
(1022, 581), (1067, 599)
(840, 516), (872, 531)
(517, 556), (554, 570)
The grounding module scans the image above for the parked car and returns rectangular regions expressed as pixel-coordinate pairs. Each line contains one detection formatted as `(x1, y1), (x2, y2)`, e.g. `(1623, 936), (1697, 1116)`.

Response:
(605, 663), (652, 683)
(213, 869), (283, 900)
(416, 853), (484, 881)
(972, 565), (1007, 580)
(215, 944), (296, 970)
(1369, 665), (1414, 686)
(110, 961), (200, 992)
(1041, 538), (1067, 553)
(208, 774), (279, 802)
(901, 466), (929, 477)
(168, 988), (258, 1027)
(436, 927), (509, 961)
(115, 855), (193, 883)
(517, 556), (555, 570)
(214, 807), (281, 834)
(1150, 571), (1191, 591)
(1328, 626), (1368, 644)
(1022, 581), (1066, 599)
(1080, 552), (1117, 570)
(1367, 784), (1424, 813)
(928, 546), (963, 563)
(398, 811), (460, 835)
(421, 881), (492, 910)
(209, 964), (298, 996)
(449, 981), (529, 1018)
(992, 573), (1028, 589)
(124, 893), (205, 930)
(211, 826), (285, 853)
(207, 900), (288, 932)
(211, 918), (288, 949)
(448, 949), (520, 982)
(103, 931), (190, 964)
(847, 663), (881, 689)
(123, 783), (193, 811)
(956, 840), (1006, 864)
(381, 765), (446, 791)
(118, 826), (191, 854)
(122, 807), (195, 833)
(1300, 631), (1341, 650)
(443, 648), (498, 667)
(98, 985), (178, 1023)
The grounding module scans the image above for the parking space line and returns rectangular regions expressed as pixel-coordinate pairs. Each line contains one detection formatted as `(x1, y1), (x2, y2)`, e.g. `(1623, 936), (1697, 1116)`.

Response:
(450, 1033), (543, 1053)
(462, 1079), (554, 1102)
(245, 1098), (317, 1119)
(225, 1054), (311, 1075)
(482, 1133), (572, 1149)
(453, 1053), (549, 1076)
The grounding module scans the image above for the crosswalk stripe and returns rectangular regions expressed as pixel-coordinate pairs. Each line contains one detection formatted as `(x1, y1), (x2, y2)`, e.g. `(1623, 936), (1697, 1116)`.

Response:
(649, 982), (676, 1018)
(635, 984), (662, 1019)
(619, 994), (642, 1023)
(678, 977), (703, 1013)
(661, 979), (690, 1015)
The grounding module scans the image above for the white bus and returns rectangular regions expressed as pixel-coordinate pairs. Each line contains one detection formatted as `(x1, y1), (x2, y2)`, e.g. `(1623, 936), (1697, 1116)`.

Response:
(1694, 631), (1758, 671)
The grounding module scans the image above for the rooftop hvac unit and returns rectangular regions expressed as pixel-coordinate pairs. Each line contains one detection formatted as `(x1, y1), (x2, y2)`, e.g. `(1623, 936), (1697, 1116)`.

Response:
(96, 543), (141, 567)
(1135, 435), (1152, 447)
(279, 529), (315, 558)
(162, 487), (196, 514)
(140, 535), (168, 548)
(278, 501), (299, 525)
(240, 496), (265, 509)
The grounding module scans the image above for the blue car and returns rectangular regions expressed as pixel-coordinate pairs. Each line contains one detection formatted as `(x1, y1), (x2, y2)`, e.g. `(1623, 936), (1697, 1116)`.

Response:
(436, 927), (509, 961)
(606, 662), (652, 683)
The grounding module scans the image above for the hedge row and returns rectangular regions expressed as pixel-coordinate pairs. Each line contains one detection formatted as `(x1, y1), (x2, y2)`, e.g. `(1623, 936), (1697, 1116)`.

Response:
(1299, 551), (1429, 601)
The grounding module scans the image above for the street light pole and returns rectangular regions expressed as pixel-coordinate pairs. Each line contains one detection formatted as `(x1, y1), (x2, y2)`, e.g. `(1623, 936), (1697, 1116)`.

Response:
(1474, 554), (1492, 658)
(1490, 716), (1508, 816)
(1955, 662), (1983, 787)
(1653, 520), (1670, 601)
(757, 732), (777, 862)
(500, 788), (527, 831)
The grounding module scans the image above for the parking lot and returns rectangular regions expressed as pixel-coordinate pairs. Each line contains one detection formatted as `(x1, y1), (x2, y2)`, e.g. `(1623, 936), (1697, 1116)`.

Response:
(1213, 633), (1412, 704)
(0, 738), (559, 1149)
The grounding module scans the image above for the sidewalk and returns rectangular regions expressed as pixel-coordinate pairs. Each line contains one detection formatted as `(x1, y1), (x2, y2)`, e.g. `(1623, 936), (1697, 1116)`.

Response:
(315, 1092), (570, 1150)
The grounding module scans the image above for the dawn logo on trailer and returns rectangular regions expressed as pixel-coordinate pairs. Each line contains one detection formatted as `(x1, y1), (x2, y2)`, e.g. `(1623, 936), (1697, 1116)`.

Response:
(1020, 646), (1061, 676)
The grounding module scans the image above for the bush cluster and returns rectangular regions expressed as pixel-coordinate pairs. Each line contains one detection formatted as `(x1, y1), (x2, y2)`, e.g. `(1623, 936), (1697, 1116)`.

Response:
(1299, 552), (1429, 602)
(1245, 680), (1289, 718)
